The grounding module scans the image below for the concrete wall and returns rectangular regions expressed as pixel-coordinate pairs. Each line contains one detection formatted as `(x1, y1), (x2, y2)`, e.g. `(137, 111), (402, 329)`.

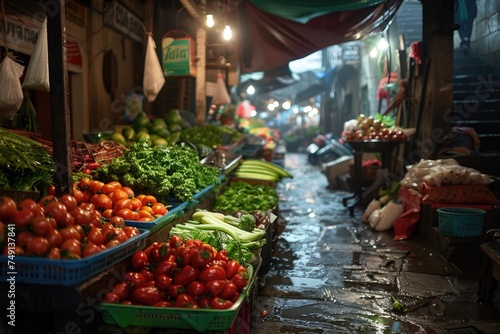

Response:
(470, 0), (500, 71)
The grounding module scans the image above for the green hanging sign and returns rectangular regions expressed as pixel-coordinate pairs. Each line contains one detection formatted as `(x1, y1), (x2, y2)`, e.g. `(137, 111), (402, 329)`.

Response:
(162, 30), (196, 77)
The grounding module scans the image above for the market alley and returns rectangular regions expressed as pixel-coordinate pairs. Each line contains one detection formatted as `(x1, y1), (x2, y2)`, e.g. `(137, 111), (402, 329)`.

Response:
(251, 152), (500, 333)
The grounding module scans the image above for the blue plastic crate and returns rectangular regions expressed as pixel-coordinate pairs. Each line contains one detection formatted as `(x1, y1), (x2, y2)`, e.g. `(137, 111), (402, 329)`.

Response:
(437, 207), (486, 237)
(124, 202), (188, 231)
(0, 229), (149, 286)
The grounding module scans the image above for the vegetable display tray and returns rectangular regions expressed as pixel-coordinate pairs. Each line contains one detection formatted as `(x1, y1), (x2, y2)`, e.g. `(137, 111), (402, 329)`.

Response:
(98, 266), (254, 332)
(0, 229), (149, 286)
(124, 202), (188, 232)
(437, 207), (486, 237)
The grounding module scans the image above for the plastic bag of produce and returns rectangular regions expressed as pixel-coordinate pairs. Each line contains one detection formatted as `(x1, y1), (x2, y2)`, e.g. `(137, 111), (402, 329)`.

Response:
(0, 55), (25, 118)
(143, 34), (165, 102)
(22, 18), (50, 92)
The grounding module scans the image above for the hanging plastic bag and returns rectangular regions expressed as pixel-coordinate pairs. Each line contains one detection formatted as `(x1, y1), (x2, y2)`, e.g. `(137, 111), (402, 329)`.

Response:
(0, 55), (25, 119)
(143, 34), (165, 102)
(211, 73), (231, 105)
(22, 18), (50, 92)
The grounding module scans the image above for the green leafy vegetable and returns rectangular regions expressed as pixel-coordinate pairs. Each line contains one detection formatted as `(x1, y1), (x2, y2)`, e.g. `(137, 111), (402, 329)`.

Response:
(214, 181), (278, 212)
(96, 138), (219, 203)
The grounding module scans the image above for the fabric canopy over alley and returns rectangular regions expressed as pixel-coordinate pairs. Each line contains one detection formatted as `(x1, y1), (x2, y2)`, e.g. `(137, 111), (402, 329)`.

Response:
(238, 0), (404, 74)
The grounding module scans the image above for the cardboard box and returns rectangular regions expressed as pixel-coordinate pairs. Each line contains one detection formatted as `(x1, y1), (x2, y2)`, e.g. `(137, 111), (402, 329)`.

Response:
(323, 155), (354, 189)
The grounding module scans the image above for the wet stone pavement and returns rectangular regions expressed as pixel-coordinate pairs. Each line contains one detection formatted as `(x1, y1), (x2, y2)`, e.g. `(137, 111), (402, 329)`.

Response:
(252, 153), (500, 334)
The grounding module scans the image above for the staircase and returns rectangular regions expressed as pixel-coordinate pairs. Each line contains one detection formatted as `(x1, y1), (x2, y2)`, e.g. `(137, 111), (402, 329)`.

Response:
(447, 51), (500, 177)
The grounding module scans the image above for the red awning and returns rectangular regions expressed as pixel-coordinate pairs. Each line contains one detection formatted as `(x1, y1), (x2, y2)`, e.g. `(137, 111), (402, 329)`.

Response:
(238, 0), (403, 74)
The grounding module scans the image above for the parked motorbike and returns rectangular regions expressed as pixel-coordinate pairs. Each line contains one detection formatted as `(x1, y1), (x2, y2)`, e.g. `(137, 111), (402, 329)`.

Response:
(307, 133), (353, 165)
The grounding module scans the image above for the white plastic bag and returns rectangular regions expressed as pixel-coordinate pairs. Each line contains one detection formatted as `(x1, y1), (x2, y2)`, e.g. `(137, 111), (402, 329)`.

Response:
(0, 56), (25, 118)
(211, 73), (231, 105)
(22, 18), (50, 92)
(143, 34), (165, 102)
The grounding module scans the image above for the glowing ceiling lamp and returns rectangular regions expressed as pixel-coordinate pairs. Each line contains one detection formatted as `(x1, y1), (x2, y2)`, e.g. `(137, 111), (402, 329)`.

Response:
(223, 25), (232, 40)
(206, 14), (214, 28)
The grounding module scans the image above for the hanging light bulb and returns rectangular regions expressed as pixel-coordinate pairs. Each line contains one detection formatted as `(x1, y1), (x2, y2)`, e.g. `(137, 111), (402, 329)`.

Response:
(223, 25), (232, 40)
(206, 14), (214, 28)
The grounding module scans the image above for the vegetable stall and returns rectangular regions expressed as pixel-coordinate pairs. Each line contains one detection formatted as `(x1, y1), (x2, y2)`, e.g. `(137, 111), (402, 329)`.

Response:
(0, 117), (292, 333)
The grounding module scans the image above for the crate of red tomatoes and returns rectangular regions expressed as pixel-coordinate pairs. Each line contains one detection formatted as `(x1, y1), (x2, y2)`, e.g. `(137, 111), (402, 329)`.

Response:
(0, 194), (149, 286)
(97, 236), (255, 332)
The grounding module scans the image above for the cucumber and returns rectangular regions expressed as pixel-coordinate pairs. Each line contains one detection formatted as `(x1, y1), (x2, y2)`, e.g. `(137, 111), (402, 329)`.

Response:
(241, 159), (293, 178)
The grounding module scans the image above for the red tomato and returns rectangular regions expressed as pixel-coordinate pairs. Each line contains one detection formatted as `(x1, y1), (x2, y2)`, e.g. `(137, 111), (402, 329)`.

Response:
(93, 194), (113, 212)
(198, 265), (227, 283)
(73, 189), (84, 205)
(123, 226), (140, 239)
(72, 207), (92, 226)
(0, 196), (17, 221)
(46, 229), (63, 248)
(115, 208), (135, 221)
(190, 244), (216, 268)
(45, 201), (68, 222)
(186, 281), (207, 298)
(60, 194), (78, 212)
(155, 274), (173, 291)
(82, 242), (102, 258)
(152, 301), (172, 307)
(205, 280), (227, 297)
(151, 203), (168, 216)
(167, 284), (185, 299)
(108, 216), (125, 229)
(109, 189), (129, 204)
(123, 271), (146, 290)
(26, 236), (50, 256)
(60, 226), (82, 241)
(173, 265), (199, 286)
(209, 297), (233, 309)
(169, 235), (184, 249)
(30, 215), (54, 236)
(46, 247), (61, 259)
(16, 230), (36, 248)
(78, 177), (91, 191)
(12, 209), (34, 229)
(131, 250), (149, 270)
(38, 195), (58, 208)
(101, 209), (114, 219)
(225, 260), (240, 279)
(111, 282), (130, 300)
(113, 198), (132, 215)
(120, 186), (134, 198)
(106, 239), (121, 248)
(104, 228), (128, 244)
(86, 226), (104, 245)
(100, 183), (116, 195)
(139, 268), (155, 282)
(154, 259), (177, 279)
(215, 249), (229, 262)
(141, 195), (157, 207)
(174, 293), (197, 308)
(133, 287), (161, 305)
(88, 180), (105, 194)
(129, 198), (142, 211)
(231, 273), (248, 291)
(102, 292), (120, 304)
(60, 238), (82, 258)
(47, 186), (56, 196)
(197, 296), (212, 308)
(220, 282), (237, 300)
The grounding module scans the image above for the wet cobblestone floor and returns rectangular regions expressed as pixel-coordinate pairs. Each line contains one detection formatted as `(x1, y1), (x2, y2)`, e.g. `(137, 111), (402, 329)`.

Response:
(251, 153), (500, 334)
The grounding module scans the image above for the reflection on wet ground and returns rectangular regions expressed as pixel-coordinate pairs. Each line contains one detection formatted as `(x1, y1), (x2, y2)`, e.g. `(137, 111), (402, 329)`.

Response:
(252, 153), (500, 334)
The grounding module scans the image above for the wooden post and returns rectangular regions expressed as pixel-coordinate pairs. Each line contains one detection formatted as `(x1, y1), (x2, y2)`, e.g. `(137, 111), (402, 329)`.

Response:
(416, 0), (455, 159)
(45, 1), (73, 195)
(195, 26), (207, 125)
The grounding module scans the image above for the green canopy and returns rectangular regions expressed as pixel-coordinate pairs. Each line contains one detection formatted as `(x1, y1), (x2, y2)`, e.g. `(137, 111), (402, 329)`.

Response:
(249, 0), (385, 23)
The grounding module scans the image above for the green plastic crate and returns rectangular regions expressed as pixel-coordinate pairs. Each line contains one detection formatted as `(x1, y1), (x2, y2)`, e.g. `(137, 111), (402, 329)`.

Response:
(98, 266), (254, 332)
